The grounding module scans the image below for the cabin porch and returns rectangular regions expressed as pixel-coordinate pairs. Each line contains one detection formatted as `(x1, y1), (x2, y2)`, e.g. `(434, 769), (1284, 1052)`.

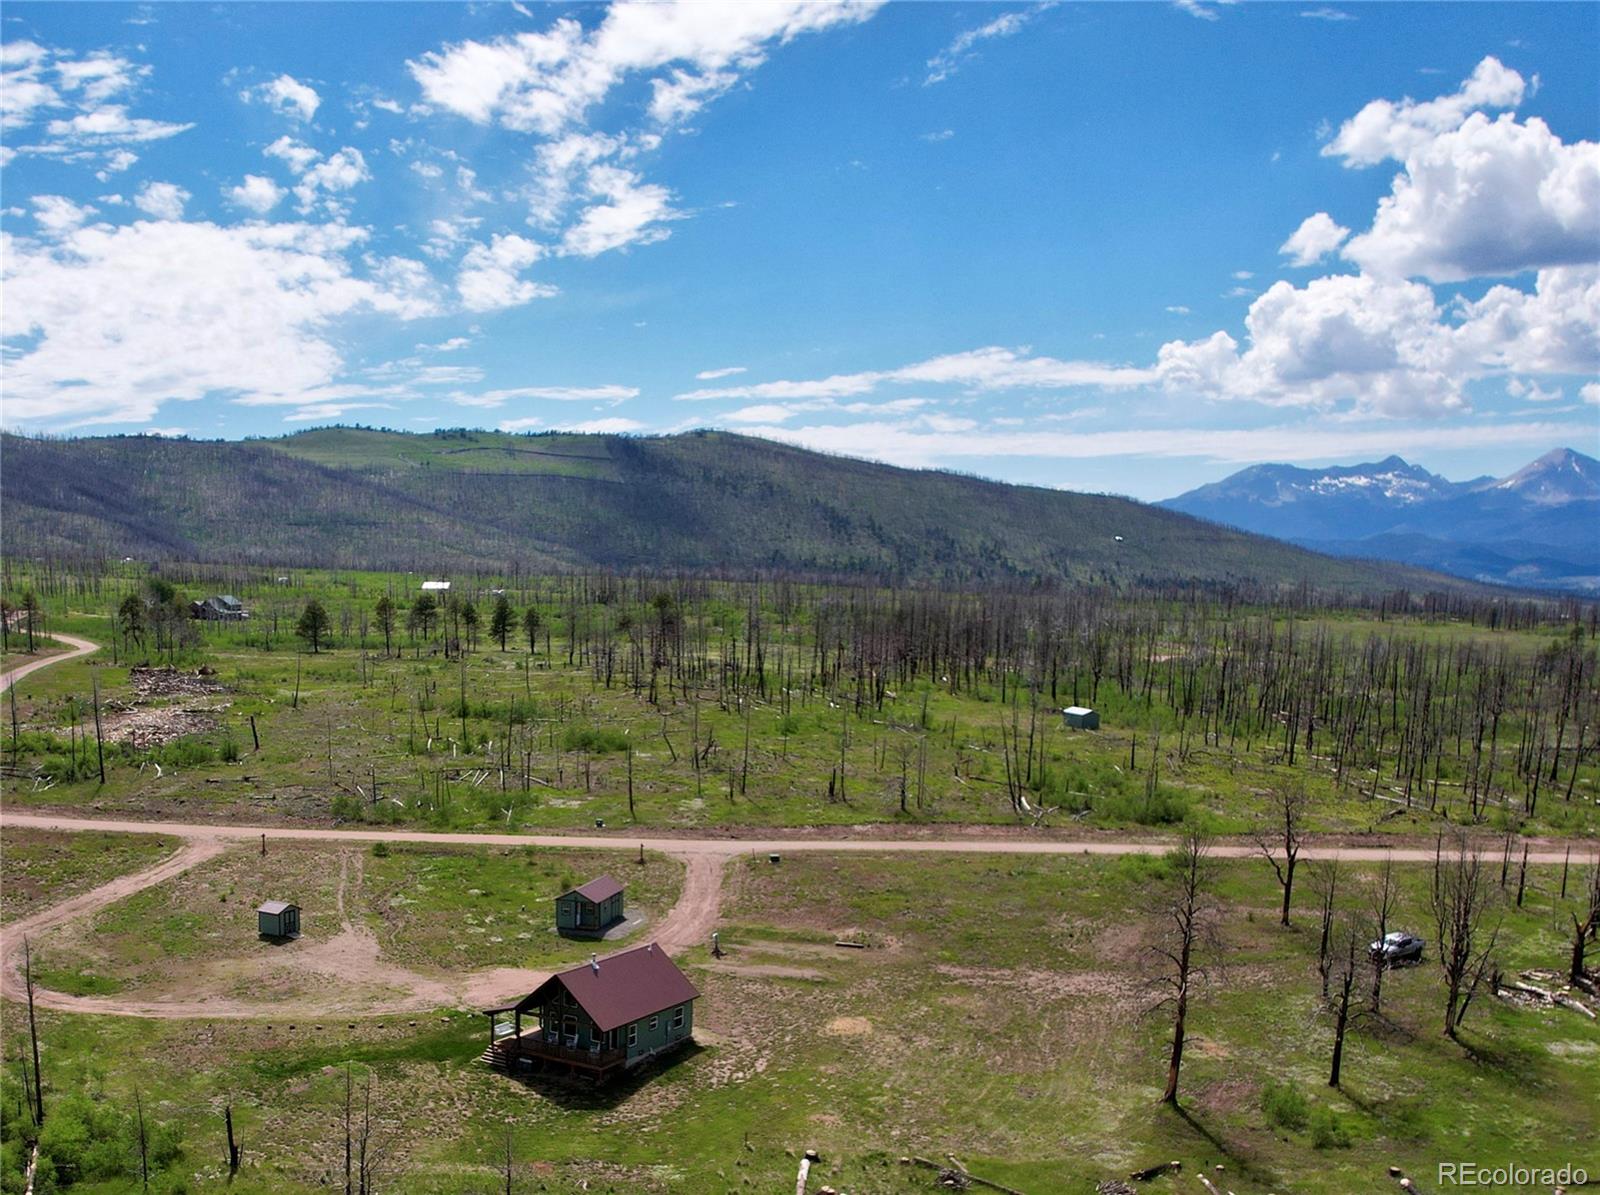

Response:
(482, 1007), (628, 1077)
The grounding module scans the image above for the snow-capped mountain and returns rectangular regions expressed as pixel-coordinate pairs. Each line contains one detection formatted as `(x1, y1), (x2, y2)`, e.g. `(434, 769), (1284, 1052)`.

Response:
(1161, 449), (1599, 593)
(1484, 448), (1600, 506)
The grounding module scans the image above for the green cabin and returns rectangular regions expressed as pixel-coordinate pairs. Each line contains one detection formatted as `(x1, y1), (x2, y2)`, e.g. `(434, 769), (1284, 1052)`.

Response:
(556, 875), (625, 937)
(1062, 705), (1100, 730)
(257, 900), (300, 938)
(483, 943), (698, 1080)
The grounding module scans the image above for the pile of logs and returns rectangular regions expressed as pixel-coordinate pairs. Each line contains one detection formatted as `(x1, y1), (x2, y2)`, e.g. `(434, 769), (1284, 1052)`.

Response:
(1493, 969), (1597, 1019)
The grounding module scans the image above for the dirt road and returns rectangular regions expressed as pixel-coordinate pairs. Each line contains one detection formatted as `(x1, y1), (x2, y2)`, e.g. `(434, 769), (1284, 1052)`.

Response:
(1, 637), (1594, 1022)
(3, 809), (1591, 1022)
(0, 633), (99, 693)
(1, 810), (1588, 864)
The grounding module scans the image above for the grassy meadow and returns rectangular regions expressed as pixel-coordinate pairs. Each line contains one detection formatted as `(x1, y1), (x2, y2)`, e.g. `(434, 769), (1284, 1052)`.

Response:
(3, 839), (1597, 1193)
(1, 566), (1595, 840)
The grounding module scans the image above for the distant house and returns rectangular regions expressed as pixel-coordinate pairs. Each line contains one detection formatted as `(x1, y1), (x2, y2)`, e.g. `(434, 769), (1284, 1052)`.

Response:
(483, 943), (697, 1079)
(257, 900), (301, 939)
(420, 580), (451, 592)
(1062, 706), (1100, 730)
(190, 594), (247, 621)
(556, 876), (626, 937)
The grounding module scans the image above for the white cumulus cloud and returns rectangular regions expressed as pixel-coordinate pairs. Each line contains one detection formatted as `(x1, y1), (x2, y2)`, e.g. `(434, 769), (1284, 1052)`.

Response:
(1279, 211), (1349, 267)
(1323, 56), (1524, 168)
(2, 219), (438, 427)
(243, 73), (321, 122)
(560, 165), (677, 256)
(133, 180), (189, 220)
(226, 174), (285, 214)
(456, 233), (554, 311)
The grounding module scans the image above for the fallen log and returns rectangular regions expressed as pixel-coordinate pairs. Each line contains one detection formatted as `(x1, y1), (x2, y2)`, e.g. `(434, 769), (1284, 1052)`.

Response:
(1129, 1161), (1178, 1181)
(1503, 980), (1555, 1002)
(908, 1157), (1027, 1195)
(1554, 993), (1597, 1020)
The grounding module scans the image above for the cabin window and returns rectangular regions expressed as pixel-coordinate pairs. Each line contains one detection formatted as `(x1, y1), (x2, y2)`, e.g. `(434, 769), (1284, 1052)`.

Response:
(672, 1005), (685, 1030)
(627, 1024), (638, 1047)
(649, 1015), (659, 1031)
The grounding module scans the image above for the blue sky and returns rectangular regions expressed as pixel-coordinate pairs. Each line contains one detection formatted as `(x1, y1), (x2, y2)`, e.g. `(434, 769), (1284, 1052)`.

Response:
(2, 0), (1596, 499)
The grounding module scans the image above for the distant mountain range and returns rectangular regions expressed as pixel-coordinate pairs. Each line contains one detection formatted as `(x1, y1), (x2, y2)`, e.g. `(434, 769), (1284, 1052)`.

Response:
(1161, 448), (1599, 594)
(0, 427), (1498, 596)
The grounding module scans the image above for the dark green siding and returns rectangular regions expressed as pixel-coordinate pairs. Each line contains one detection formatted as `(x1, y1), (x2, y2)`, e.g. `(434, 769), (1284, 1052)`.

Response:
(556, 890), (624, 933)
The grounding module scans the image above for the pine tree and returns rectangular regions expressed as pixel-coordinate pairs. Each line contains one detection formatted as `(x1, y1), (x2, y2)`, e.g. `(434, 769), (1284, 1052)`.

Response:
(373, 596), (395, 657)
(490, 594), (513, 651)
(296, 600), (331, 653)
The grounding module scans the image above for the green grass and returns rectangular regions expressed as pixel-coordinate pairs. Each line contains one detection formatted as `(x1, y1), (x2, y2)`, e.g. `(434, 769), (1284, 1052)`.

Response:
(8, 851), (1596, 1193)
(3, 596), (1592, 842)
(30, 840), (683, 1000)
(0, 828), (178, 926)
(362, 842), (683, 970)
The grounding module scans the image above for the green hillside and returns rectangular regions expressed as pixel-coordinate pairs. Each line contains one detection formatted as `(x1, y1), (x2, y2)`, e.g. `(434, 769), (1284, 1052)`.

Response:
(0, 427), (1497, 591)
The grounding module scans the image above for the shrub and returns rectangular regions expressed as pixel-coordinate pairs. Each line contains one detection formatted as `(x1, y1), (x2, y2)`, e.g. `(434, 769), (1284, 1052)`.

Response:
(150, 737), (216, 769)
(1310, 1106), (1351, 1149)
(34, 1090), (182, 1191)
(1097, 786), (1191, 826)
(561, 725), (628, 753)
(371, 842), (390, 858)
(1262, 1080), (1310, 1131)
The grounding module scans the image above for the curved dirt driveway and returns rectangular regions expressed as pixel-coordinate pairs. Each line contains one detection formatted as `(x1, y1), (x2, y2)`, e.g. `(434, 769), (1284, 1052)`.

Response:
(4, 810), (1590, 1022)
(0, 814), (734, 1021)
(0, 633), (99, 693)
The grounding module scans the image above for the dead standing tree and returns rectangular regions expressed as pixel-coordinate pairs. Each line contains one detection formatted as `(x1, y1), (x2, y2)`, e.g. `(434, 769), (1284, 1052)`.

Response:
(1308, 858), (1341, 998)
(1367, 856), (1399, 1018)
(1566, 857), (1600, 987)
(1327, 923), (1365, 1088)
(1255, 785), (1306, 927)
(1431, 831), (1502, 1039)
(1149, 832), (1217, 1106)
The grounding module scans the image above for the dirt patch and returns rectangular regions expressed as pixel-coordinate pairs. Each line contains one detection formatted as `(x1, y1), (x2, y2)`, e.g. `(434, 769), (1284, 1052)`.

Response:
(1195, 1075), (1257, 1113)
(933, 963), (1133, 1004)
(744, 938), (898, 963)
(825, 1015), (872, 1036)
(101, 704), (222, 748)
(704, 960), (826, 981)
(1190, 1035), (1232, 1059)
(128, 666), (225, 699)
(1090, 920), (1145, 965)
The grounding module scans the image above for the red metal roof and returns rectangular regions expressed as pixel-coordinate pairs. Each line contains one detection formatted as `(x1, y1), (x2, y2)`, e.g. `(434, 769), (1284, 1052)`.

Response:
(522, 943), (698, 1032)
(565, 875), (624, 904)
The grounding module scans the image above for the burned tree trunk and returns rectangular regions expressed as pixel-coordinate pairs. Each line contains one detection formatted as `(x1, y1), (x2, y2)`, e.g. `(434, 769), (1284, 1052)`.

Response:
(1151, 833), (1213, 1105)
(1432, 832), (1502, 1039)
(1256, 786), (1306, 927)
(1329, 932), (1359, 1088)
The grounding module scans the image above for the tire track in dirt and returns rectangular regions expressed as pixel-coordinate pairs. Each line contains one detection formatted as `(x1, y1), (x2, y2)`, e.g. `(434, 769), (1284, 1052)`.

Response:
(0, 837), (230, 1014)
(0, 634), (99, 693)
(0, 819), (728, 1020)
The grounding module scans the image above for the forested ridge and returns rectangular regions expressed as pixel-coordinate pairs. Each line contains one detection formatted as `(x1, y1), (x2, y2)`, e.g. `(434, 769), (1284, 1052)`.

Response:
(0, 427), (1514, 593)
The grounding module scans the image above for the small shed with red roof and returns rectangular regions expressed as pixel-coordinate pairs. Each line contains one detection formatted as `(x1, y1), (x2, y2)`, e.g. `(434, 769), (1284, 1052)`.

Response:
(483, 943), (697, 1078)
(555, 875), (625, 937)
